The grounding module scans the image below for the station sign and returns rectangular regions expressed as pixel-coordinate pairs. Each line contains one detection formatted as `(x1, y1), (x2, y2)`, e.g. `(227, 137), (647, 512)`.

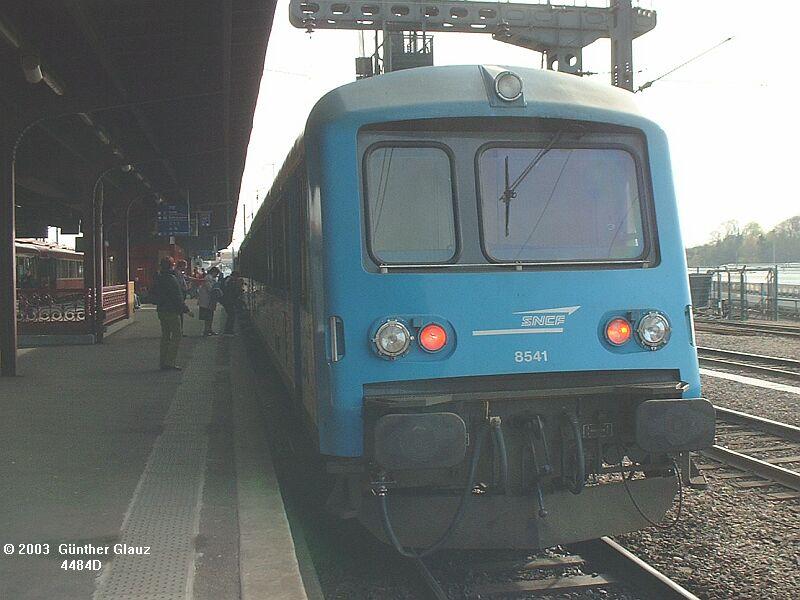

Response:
(195, 211), (212, 227)
(157, 203), (190, 236)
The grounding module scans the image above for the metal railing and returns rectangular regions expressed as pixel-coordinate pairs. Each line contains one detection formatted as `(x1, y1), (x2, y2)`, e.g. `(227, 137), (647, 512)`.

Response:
(17, 283), (133, 335)
(16, 288), (92, 334)
(101, 284), (129, 325)
(689, 266), (792, 321)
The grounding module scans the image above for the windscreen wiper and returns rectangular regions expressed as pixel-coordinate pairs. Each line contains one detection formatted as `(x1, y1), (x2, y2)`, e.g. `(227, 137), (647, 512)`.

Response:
(500, 156), (516, 237)
(498, 130), (563, 237)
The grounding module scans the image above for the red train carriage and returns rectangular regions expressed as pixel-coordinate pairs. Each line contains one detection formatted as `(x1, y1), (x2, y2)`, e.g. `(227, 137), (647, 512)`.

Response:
(15, 240), (84, 290)
(129, 241), (185, 295)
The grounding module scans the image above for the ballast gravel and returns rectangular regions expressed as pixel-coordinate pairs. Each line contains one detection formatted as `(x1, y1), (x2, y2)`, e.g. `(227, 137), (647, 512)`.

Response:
(616, 328), (800, 600)
(697, 331), (800, 361)
(702, 374), (800, 427)
(616, 475), (800, 600)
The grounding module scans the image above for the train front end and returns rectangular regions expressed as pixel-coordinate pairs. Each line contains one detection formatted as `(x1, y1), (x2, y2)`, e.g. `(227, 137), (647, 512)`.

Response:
(307, 65), (715, 549)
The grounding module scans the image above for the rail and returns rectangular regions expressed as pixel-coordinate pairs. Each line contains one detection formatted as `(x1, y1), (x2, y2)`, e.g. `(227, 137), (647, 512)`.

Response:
(703, 407), (800, 494)
(697, 347), (800, 381)
(694, 318), (800, 339)
(411, 537), (701, 599)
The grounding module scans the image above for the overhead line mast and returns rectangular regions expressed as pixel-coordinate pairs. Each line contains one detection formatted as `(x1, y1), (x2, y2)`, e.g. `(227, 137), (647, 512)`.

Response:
(290, 0), (656, 91)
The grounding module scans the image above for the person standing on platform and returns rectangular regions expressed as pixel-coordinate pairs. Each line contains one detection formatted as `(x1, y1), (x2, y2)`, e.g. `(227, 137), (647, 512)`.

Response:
(151, 257), (190, 370)
(197, 266), (220, 336)
(174, 259), (190, 335)
(221, 271), (243, 336)
(174, 260), (190, 298)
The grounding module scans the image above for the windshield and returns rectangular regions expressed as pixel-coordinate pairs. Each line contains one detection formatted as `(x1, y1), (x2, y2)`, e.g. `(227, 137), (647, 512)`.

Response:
(365, 146), (457, 263)
(479, 147), (646, 262)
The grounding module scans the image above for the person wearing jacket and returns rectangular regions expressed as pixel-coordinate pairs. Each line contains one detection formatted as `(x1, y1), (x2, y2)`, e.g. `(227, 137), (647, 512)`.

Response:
(220, 271), (243, 336)
(197, 266), (220, 336)
(151, 257), (190, 370)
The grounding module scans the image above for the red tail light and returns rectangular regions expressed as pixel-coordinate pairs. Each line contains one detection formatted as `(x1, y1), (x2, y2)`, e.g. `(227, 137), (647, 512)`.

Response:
(606, 318), (632, 346)
(419, 323), (447, 352)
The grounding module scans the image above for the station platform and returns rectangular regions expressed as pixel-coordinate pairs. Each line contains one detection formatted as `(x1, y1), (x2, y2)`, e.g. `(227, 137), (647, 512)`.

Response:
(0, 305), (318, 600)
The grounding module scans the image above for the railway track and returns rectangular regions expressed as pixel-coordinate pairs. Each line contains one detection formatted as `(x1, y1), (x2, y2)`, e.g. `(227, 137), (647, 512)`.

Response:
(695, 318), (800, 338)
(411, 536), (701, 599)
(697, 347), (800, 382)
(702, 406), (800, 499)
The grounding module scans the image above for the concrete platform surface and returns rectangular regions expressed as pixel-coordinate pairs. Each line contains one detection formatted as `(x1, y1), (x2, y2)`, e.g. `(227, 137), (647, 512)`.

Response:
(0, 305), (312, 600)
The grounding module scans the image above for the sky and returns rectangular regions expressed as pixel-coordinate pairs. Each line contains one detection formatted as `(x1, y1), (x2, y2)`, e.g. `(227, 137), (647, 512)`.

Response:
(231, 0), (800, 249)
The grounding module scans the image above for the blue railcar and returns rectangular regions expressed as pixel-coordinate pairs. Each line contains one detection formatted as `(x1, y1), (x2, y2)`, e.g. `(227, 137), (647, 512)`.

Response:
(238, 65), (714, 550)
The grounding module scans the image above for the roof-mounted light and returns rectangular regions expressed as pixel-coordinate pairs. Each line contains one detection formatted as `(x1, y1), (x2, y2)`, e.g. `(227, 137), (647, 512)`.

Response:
(495, 71), (523, 102)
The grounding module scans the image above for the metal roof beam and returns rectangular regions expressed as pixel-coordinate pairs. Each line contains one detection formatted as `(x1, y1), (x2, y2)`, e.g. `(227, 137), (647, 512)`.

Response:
(66, 1), (182, 189)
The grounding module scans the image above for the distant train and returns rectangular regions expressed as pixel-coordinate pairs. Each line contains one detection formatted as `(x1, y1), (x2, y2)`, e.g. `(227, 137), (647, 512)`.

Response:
(15, 239), (84, 290)
(238, 65), (715, 551)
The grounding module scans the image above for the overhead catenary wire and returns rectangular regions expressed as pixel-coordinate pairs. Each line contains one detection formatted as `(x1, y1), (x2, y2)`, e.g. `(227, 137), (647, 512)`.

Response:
(635, 36), (734, 93)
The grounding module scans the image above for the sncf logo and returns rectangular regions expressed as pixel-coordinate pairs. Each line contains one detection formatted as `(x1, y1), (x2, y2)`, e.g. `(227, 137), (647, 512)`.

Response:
(515, 306), (580, 330)
(471, 306), (580, 337)
(521, 314), (566, 327)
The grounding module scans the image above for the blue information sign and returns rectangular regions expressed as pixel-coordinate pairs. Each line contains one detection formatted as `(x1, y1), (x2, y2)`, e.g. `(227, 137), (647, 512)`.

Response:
(196, 211), (212, 227)
(157, 203), (190, 236)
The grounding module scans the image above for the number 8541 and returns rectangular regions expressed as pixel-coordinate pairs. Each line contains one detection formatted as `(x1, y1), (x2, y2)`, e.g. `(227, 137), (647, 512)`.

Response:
(514, 350), (549, 363)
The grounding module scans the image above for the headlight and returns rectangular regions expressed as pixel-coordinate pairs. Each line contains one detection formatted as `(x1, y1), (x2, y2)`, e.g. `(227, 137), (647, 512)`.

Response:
(495, 71), (523, 102)
(636, 312), (671, 350)
(374, 320), (411, 358)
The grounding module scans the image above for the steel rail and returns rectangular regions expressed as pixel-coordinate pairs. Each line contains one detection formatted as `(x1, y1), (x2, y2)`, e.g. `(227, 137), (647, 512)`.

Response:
(697, 319), (800, 332)
(421, 537), (701, 599)
(698, 351), (800, 382)
(695, 320), (800, 339)
(714, 406), (800, 442)
(573, 537), (702, 600)
(698, 346), (800, 369)
(702, 445), (800, 492)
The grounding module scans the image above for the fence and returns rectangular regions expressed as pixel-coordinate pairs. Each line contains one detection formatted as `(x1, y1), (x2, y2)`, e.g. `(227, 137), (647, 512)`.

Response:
(17, 283), (134, 335)
(689, 267), (799, 321)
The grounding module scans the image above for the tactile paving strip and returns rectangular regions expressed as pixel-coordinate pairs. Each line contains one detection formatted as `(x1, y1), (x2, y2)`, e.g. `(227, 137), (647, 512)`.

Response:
(93, 341), (217, 600)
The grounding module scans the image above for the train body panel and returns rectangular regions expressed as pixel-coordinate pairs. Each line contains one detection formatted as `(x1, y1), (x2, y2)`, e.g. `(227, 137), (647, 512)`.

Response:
(239, 65), (712, 549)
(305, 66), (698, 457)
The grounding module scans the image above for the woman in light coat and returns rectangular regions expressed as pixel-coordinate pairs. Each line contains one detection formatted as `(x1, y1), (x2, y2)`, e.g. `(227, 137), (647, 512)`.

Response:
(197, 266), (220, 336)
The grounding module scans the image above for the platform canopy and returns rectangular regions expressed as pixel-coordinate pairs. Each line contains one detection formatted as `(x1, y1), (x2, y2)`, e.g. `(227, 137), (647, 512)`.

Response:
(0, 0), (278, 252)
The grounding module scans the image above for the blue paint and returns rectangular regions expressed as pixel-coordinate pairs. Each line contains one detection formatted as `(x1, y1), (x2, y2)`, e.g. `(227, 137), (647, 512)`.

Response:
(245, 65), (700, 457)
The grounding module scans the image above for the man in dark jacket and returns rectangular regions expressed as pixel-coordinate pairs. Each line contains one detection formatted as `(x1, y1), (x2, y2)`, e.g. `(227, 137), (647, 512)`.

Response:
(221, 271), (243, 336)
(151, 257), (190, 370)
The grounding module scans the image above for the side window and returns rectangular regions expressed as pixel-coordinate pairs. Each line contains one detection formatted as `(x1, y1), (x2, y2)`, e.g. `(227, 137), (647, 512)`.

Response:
(364, 146), (456, 264)
(298, 171), (310, 307)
